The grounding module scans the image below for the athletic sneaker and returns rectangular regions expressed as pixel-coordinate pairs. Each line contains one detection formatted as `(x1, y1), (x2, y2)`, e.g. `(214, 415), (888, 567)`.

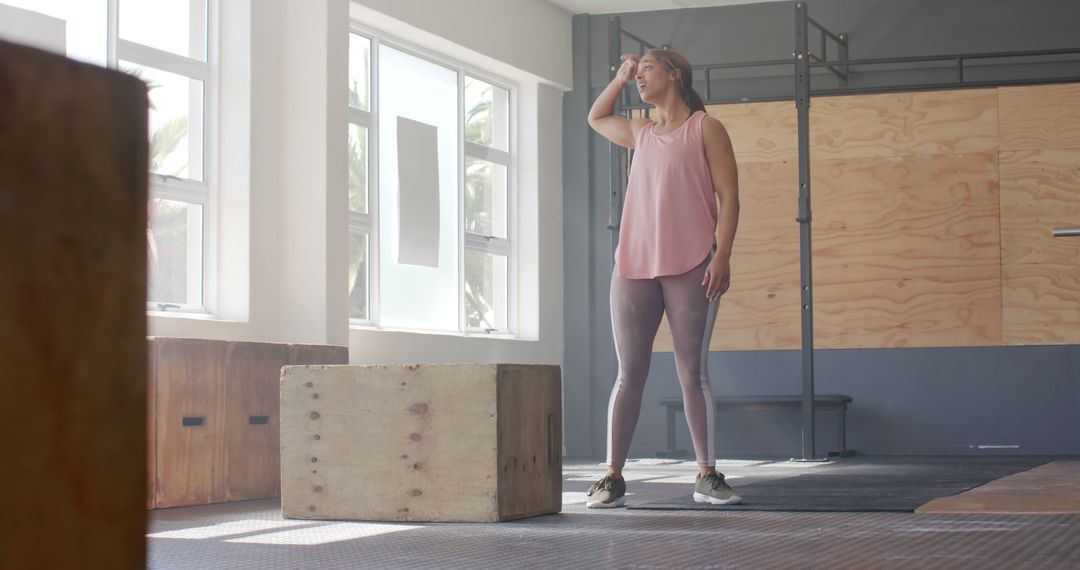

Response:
(693, 471), (743, 505)
(585, 474), (627, 508)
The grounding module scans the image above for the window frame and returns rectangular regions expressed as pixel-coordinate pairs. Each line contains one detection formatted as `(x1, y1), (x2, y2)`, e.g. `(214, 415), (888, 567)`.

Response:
(347, 30), (378, 325)
(347, 22), (517, 336)
(108, 0), (217, 315)
(462, 73), (516, 334)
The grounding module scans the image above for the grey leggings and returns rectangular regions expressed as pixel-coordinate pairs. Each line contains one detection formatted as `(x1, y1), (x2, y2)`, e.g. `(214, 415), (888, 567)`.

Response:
(606, 254), (720, 468)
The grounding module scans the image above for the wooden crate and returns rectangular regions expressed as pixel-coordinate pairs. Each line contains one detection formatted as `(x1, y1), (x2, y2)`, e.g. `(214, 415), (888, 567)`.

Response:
(281, 364), (562, 522)
(225, 341), (288, 501)
(147, 338), (348, 508)
(0, 40), (148, 569)
(148, 341), (157, 509)
(153, 338), (228, 508)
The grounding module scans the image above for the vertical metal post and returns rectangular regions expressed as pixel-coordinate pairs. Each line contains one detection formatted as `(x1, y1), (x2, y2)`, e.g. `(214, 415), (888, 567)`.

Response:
(607, 16), (624, 242)
(606, 15), (625, 460)
(838, 33), (849, 87)
(794, 2), (818, 462)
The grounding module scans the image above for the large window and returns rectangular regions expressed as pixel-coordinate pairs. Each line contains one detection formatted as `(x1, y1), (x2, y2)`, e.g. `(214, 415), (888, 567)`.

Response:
(348, 29), (514, 334)
(119, 0), (213, 311)
(2, 0), (214, 312)
(347, 33), (373, 322)
(464, 77), (511, 332)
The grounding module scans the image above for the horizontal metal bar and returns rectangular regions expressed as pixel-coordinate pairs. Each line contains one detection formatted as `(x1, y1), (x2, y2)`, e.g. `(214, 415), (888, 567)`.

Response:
(619, 74), (1080, 109)
(1052, 227), (1080, 237)
(686, 47), (1080, 78)
(696, 58), (791, 72)
(808, 53), (848, 81)
(806, 16), (845, 45)
(811, 75), (1080, 96)
(810, 48), (1080, 69)
(619, 29), (657, 50)
(956, 47), (1080, 60)
(620, 93), (793, 110)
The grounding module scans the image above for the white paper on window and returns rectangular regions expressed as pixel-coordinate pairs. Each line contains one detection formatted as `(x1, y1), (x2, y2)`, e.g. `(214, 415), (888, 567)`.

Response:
(395, 117), (440, 268)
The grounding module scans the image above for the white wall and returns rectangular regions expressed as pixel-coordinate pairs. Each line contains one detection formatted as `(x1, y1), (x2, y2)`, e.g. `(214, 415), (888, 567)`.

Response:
(0, 4), (65, 55)
(277, 0), (349, 346)
(351, 0), (572, 90)
(149, 0), (570, 366)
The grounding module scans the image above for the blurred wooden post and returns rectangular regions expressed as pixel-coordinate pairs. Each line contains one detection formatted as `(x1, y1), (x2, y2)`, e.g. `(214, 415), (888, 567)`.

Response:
(0, 41), (149, 569)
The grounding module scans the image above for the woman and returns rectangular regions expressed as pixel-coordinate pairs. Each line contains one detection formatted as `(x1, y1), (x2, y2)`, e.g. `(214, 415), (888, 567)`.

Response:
(585, 49), (741, 508)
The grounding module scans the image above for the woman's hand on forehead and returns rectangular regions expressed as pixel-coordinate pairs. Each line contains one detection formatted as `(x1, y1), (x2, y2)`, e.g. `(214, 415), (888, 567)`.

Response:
(617, 53), (639, 83)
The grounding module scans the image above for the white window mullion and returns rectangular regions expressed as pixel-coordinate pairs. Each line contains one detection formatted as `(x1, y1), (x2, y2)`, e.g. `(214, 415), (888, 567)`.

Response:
(184, 205), (205, 309)
(459, 67), (470, 333)
(190, 0), (207, 61)
(202, 0), (218, 316)
(369, 36), (381, 327)
(464, 142), (510, 166)
(106, 0), (119, 68)
(465, 234), (510, 257)
(348, 214), (374, 233)
(150, 179), (208, 206)
(117, 40), (209, 82)
(506, 85), (518, 335)
(348, 109), (372, 128)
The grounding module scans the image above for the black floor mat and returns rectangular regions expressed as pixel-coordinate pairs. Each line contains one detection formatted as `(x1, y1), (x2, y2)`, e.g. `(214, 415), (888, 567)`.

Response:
(627, 456), (1053, 512)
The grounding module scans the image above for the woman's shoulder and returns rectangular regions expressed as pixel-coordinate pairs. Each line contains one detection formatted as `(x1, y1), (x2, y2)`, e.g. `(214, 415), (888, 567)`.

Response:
(699, 112), (728, 136)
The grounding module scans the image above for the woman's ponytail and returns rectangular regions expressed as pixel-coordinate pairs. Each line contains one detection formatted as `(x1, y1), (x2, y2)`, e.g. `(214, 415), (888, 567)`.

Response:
(685, 87), (705, 114)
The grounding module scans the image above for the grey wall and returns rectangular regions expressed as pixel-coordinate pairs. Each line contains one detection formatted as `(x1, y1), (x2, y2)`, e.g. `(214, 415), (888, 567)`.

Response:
(562, 0), (1080, 460)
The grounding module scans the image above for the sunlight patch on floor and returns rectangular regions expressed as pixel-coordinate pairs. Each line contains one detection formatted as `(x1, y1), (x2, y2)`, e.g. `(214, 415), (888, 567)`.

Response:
(225, 522), (425, 546)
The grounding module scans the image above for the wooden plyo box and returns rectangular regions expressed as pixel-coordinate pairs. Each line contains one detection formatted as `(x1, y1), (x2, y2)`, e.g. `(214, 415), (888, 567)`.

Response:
(0, 40), (148, 569)
(281, 364), (562, 522)
(147, 337), (349, 509)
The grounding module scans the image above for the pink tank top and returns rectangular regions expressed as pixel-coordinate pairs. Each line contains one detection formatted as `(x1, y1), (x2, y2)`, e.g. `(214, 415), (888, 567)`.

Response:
(615, 110), (718, 279)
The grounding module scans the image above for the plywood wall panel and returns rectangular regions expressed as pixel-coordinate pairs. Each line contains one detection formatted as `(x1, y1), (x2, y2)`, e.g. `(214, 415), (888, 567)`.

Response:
(639, 83), (1080, 351)
(706, 102), (797, 163)
(654, 160), (801, 352)
(811, 153), (1003, 348)
(1000, 150), (1080, 265)
(1000, 84), (1080, 151)
(1000, 149), (1080, 344)
(809, 89), (999, 160)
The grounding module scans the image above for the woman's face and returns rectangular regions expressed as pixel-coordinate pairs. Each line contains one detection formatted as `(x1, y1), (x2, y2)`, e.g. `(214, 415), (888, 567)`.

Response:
(635, 54), (676, 104)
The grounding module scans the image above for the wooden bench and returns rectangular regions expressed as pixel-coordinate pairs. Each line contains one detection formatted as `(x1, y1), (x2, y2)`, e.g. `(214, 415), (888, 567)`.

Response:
(660, 395), (855, 458)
